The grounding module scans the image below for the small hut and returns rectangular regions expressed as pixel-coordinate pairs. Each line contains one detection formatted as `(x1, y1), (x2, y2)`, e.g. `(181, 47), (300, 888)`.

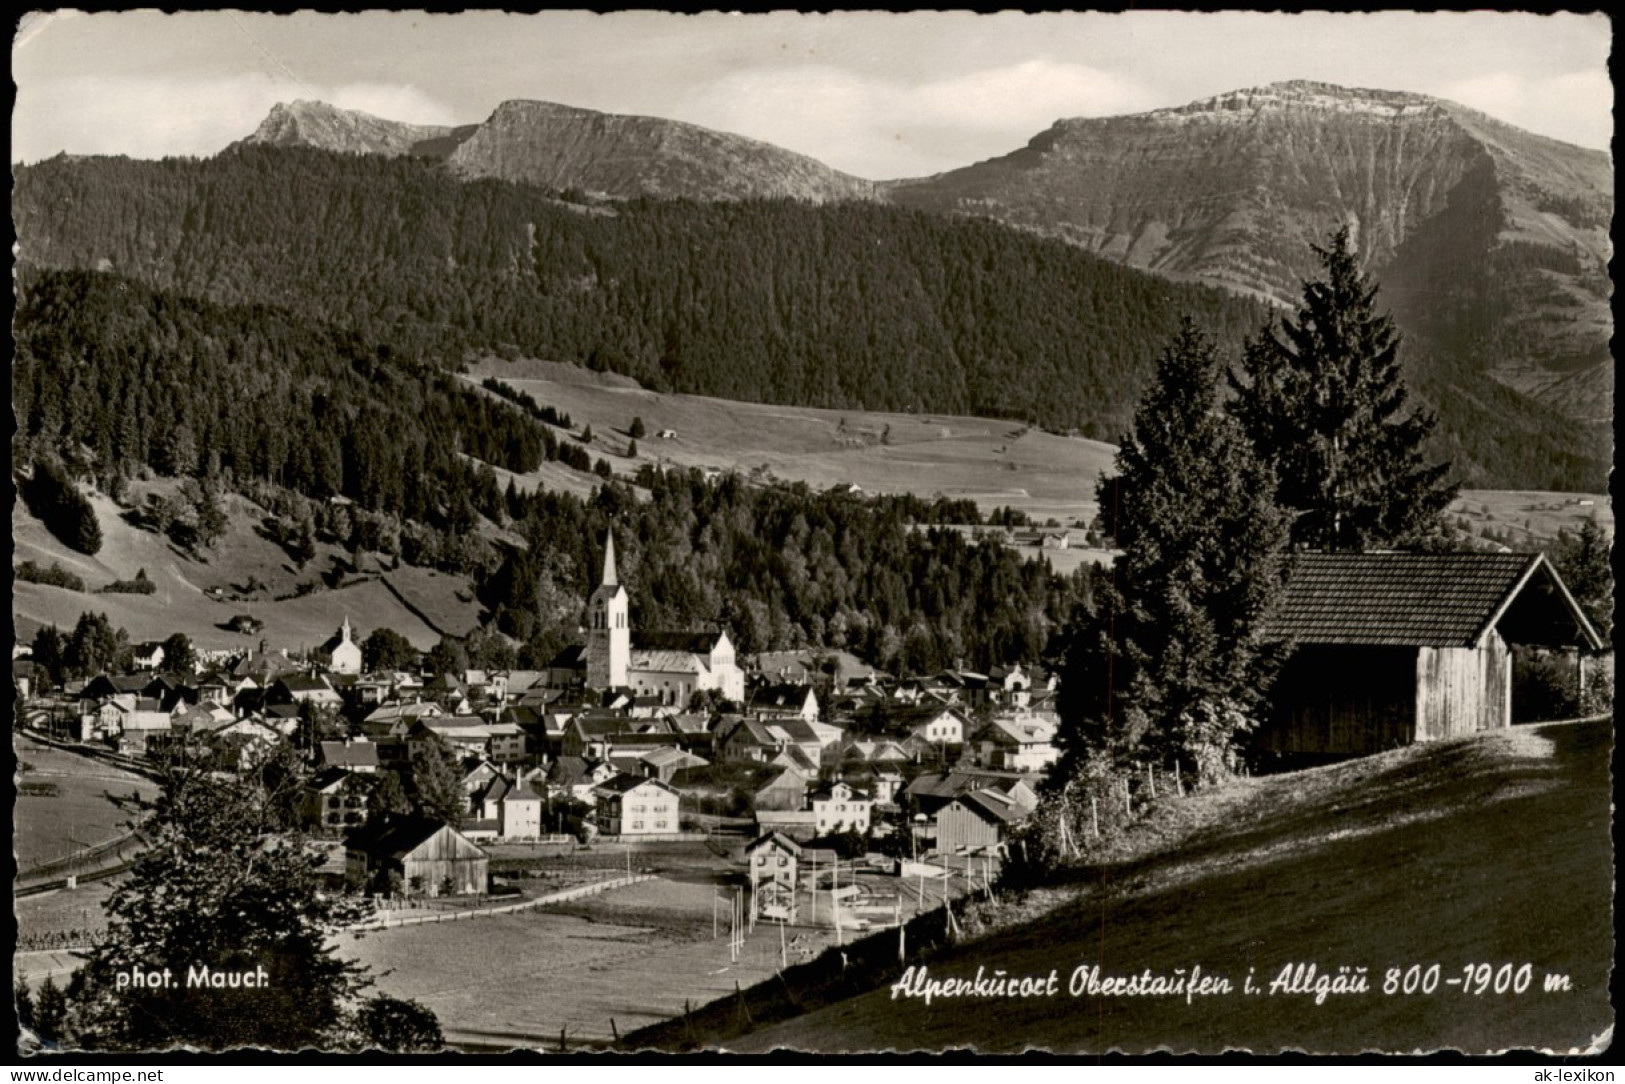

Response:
(1257, 552), (1604, 762)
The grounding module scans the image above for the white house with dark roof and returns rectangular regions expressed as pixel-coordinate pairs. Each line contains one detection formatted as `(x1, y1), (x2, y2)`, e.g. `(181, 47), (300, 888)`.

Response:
(593, 774), (680, 836)
(810, 780), (872, 834)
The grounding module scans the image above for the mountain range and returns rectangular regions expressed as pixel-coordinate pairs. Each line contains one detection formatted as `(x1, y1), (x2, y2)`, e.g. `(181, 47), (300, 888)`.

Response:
(12, 82), (1611, 494)
(240, 83), (1613, 444)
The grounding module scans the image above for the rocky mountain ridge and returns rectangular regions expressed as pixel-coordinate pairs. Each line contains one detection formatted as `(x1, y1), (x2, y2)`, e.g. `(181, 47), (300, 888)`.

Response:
(212, 82), (1625, 467)
(241, 97), (876, 203)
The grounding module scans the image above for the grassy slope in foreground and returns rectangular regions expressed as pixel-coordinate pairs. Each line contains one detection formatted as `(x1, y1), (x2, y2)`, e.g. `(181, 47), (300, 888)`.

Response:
(653, 719), (1613, 1055)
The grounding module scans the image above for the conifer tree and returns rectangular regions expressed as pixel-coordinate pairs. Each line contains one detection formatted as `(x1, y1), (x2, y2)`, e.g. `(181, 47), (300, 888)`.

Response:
(1229, 226), (1457, 551)
(410, 739), (468, 828)
(1057, 320), (1289, 781)
(61, 765), (400, 1050)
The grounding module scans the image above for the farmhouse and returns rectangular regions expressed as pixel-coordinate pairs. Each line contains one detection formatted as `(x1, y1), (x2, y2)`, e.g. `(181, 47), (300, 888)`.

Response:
(1257, 552), (1604, 761)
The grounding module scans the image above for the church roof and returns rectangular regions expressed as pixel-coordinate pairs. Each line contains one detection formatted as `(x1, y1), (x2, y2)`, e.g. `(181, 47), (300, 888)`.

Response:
(633, 631), (723, 654)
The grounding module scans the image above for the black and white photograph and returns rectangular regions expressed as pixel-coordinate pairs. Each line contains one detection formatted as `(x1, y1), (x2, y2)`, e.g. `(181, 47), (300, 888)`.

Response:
(10, 10), (1614, 1059)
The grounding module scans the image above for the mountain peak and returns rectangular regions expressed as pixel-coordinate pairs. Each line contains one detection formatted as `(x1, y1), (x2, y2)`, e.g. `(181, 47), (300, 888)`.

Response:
(445, 98), (877, 202)
(239, 100), (474, 158)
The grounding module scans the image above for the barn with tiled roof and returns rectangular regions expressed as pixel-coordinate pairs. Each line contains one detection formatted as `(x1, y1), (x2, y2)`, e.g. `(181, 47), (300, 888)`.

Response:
(1257, 552), (1603, 760)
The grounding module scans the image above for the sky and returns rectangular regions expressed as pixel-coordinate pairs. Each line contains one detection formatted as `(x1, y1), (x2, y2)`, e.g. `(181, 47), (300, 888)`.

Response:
(11, 11), (1614, 178)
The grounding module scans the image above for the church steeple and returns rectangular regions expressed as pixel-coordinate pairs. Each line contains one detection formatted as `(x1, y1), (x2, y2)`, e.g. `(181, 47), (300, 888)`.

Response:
(585, 531), (629, 690)
(601, 533), (619, 587)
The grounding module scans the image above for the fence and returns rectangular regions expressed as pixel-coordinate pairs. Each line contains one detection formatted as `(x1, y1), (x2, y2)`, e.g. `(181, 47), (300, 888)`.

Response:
(351, 873), (657, 931)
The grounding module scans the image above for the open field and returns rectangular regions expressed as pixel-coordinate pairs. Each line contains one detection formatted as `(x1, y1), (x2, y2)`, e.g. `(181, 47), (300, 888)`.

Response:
(16, 880), (122, 943)
(1450, 489), (1612, 547)
(467, 359), (1610, 556)
(335, 877), (838, 1049)
(645, 719), (1614, 1055)
(13, 735), (156, 873)
(467, 358), (1117, 525)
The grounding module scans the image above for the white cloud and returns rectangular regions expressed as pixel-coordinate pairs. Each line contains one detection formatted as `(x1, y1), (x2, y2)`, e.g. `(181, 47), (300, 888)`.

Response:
(11, 72), (460, 163)
(673, 59), (1157, 179)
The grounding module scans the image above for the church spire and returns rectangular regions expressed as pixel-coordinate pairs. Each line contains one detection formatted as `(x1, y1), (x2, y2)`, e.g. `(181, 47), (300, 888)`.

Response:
(601, 532), (618, 587)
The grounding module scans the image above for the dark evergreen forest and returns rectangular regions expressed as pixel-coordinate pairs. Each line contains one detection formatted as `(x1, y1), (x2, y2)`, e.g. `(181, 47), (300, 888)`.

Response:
(14, 147), (1269, 441)
(12, 267), (1090, 672)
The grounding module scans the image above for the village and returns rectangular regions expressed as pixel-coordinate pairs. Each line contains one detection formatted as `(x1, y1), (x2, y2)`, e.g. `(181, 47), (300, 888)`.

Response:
(13, 533), (1058, 1008)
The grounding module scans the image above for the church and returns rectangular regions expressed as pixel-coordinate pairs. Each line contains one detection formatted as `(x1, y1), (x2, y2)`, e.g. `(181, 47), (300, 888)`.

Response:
(549, 534), (746, 707)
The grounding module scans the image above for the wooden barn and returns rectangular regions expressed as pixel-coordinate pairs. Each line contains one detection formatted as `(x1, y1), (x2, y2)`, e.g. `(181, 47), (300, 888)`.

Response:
(1257, 552), (1604, 761)
(345, 813), (490, 897)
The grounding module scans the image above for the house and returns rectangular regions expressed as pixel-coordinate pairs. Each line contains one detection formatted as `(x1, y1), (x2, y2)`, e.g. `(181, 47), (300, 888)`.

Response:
(870, 770), (904, 805)
(317, 739), (380, 774)
(11, 659), (36, 701)
(316, 617), (363, 676)
(972, 715), (1060, 773)
(745, 831), (801, 923)
(561, 714), (682, 761)
(839, 738), (912, 766)
(720, 717), (838, 767)
(407, 716), (493, 759)
(935, 788), (1028, 854)
(810, 780), (872, 834)
(637, 746), (709, 783)
(266, 673), (344, 710)
(168, 703), (216, 736)
(112, 697), (172, 755)
(200, 717), (284, 771)
(748, 683), (820, 722)
(593, 774), (681, 836)
(903, 706), (969, 746)
(468, 773), (547, 840)
(545, 756), (617, 805)
(754, 809), (818, 841)
(304, 768), (371, 831)
(345, 814), (489, 896)
(130, 641), (166, 671)
(906, 770), (1039, 818)
(1256, 552), (1604, 761)
(988, 664), (1032, 707)
(362, 700), (444, 739)
(484, 721), (529, 763)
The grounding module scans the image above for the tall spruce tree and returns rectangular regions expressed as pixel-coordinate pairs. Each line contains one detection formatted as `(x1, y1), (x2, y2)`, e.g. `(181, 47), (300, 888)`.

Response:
(1229, 226), (1457, 551)
(1057, 320), (1290, 781)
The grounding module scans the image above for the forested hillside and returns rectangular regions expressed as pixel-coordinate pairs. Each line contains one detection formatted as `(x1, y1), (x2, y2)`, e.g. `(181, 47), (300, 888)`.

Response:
(12, 267), (1091, 672)
(14, 147), (1267, 443)
(13, 269), (550, 549)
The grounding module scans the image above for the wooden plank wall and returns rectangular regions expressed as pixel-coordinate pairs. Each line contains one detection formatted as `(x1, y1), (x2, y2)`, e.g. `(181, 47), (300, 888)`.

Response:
(936, 804), (1001, 854)
(1416, 630), (1510, 740)
(403, 827), (490, 895)
(1260, 646), (1416, 756)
